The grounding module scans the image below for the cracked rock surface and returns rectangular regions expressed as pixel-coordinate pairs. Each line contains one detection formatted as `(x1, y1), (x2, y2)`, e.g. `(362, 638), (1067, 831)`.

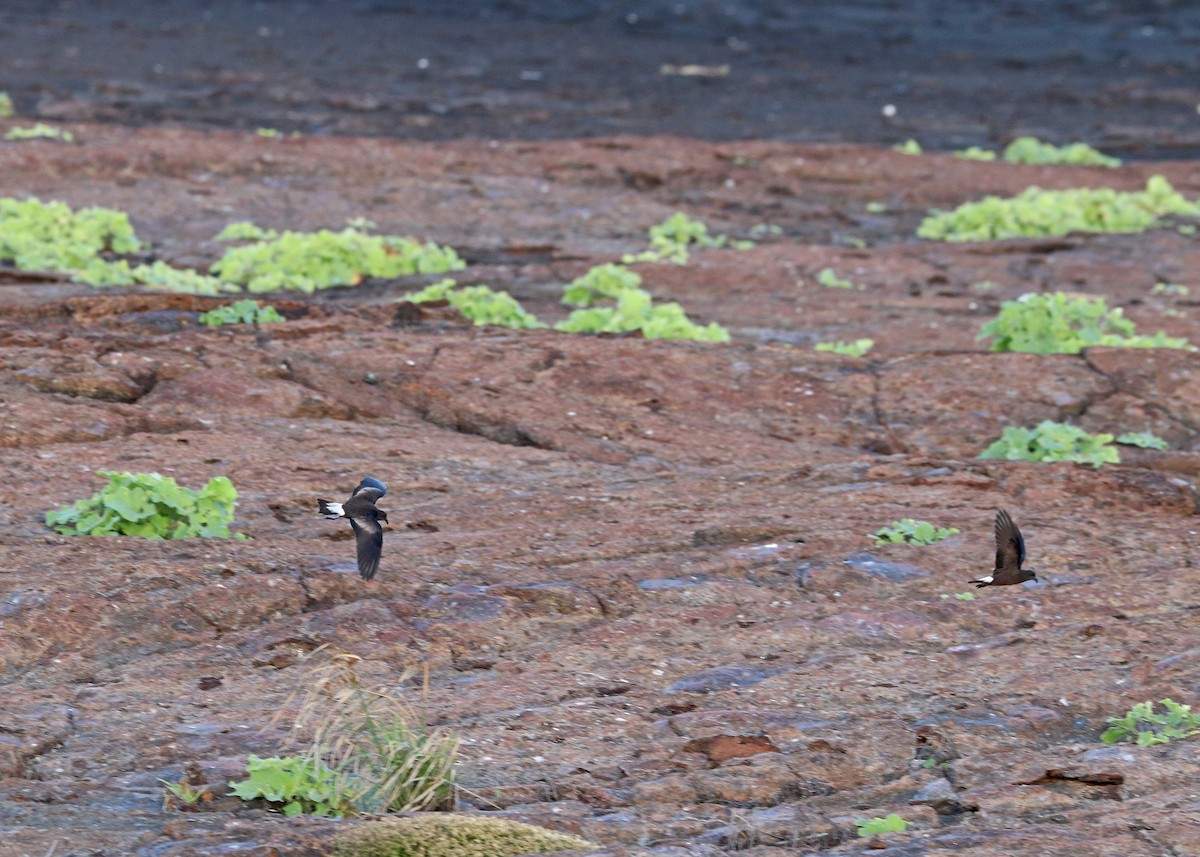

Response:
(1, 127), (1199, 856)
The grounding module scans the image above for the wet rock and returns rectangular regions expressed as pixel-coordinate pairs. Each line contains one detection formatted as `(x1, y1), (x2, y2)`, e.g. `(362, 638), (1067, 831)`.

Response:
(842, 551), (931, 582)
(141, 368), (350, 419)
(665, 664), (788, 694)
(816, 609), (935, 642)
(419, 587), (510, 623)
(698, 804), (844, 851)
(638, 576), (709, 590)
(910, 776), (965, 814)
(483, 581), (604, 616)
(693, 524), (787, 547)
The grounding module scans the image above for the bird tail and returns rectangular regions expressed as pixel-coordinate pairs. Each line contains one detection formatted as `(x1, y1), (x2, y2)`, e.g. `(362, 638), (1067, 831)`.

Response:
(317, 499), (345, 519)
(971, 575), (994, 589)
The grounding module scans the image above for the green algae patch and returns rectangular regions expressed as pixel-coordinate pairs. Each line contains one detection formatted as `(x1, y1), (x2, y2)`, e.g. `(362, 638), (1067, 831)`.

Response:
(332, 815), (598, 857)
(918, 176), (1200, 242)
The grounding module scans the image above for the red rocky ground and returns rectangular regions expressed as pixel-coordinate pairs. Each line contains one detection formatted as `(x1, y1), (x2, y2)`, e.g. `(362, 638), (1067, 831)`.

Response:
(0, 127), (1199, 856)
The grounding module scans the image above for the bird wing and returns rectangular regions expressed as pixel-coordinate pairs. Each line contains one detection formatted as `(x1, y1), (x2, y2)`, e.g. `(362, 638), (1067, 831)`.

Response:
(994, 509), (1025, 571)
(348, 514), (384, 581)
(351, 485), (385, 504)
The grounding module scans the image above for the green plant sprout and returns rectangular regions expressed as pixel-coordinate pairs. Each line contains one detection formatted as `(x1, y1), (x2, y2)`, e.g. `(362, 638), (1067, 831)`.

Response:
(1152, 282), (1189, 296)
(211, 221), (465, 292)
(893, 140), (922, 155)
(229, 755), (349, 817)
(0, 92), (13, 118)
(954, 146), (996, 161)
(563, 263), (643, 307)
(979, 421), (1119, 468)
(1002, 137), (1121, 167)
(855, 814), (910, 836)
(159, 778), (212, 810)
(918, 176), (1200, 242)
(1101, 699), (1200, 746)
(979, 292), (1191, 354)
(1115, 431), (1169, 450)
(331, 815), (599, 857)
(4, 124), (74, 143)
(45, 471), (239, 539)
(403, 279), (545, 329)
(199, 299), (286, 327)
(256, 127), (281, 138)
(815, 338), (874, 356)
(623, 212), (752, 264)
(872, 519), (959, 545)
(816, 268), (854, 289)
(556, 286), (729, 341)
(865, 202), (888, 214)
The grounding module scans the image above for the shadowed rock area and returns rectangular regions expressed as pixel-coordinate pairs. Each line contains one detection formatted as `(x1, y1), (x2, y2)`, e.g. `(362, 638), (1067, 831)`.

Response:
(1, 125), (1200, 855)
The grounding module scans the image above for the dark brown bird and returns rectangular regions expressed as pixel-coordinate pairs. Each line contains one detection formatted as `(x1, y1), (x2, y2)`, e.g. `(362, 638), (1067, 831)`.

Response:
(317, 477), (388, 580)
(970, 509), (1037, 588)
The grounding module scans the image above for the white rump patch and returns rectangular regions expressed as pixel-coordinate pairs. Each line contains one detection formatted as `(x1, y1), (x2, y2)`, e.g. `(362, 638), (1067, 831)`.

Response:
(324, 502), (344, 516)
(975, 575), (994, 584)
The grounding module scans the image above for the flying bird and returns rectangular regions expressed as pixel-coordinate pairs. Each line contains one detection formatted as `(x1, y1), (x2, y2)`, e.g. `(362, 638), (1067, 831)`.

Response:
(971, 509), (1037, 588)
(318, 477), (388, 580)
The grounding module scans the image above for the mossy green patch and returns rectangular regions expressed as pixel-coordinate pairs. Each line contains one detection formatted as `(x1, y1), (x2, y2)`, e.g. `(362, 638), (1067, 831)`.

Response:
(332, 815), (598, 857)
(1002, 136), (1120, 167)
(403, 279), (544, 329)
(4, 123), (74, 142)
(919, 176), (1200, 242)
(211, 223), (465, 292)
(979, 291), (1191, 354)
(556, 285), (729, 341)
(0, 197), (140, 271)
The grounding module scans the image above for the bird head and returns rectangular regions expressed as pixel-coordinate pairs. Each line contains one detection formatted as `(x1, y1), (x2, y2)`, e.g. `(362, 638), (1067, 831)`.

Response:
(358, 477), (387, 496)
(377, 510), (389, 524)
(1020, 568), (1038, 583)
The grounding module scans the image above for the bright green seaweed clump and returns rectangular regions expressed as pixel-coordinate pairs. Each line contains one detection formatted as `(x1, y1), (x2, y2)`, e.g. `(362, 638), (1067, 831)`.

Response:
(623, 212), (753, 264)
(979, 292), (1192, 354)
(403, 279), (545, 329)
(918, 176), (1200, 242)
(332, 815), (599, 857)
(211, 222), (465, 292)
(872, 519), (958, 545)
(0, 197), (141, 271)
(45, 471), (239, 539)
(4, 123), (74, 143)
(199, 299), (286, 327)
(563, 263), (643, 306)
(979, 421), (1119, 468)
(557, 285), (729, 341)
(815, 338), (874, 356)
(1002, 136), (1120, 167)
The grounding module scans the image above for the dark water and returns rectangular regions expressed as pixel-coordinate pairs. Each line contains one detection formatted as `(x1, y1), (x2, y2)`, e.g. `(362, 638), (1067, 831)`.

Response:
(1, 0), (1198, 155)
